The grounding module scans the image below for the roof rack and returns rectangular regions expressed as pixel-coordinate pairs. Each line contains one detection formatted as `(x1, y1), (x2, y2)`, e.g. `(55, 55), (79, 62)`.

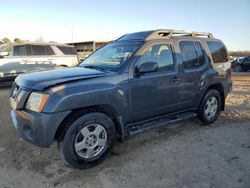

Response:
(146, 29), (213, 40)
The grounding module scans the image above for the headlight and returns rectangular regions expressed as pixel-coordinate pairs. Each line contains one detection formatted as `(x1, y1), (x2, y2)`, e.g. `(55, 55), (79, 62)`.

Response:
(26, 92), (49, 112)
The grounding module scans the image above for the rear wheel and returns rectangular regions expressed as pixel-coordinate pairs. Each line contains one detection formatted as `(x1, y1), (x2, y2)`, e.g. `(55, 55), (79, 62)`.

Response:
(198, 89), (222, 125)
(58, 112), (116, 169)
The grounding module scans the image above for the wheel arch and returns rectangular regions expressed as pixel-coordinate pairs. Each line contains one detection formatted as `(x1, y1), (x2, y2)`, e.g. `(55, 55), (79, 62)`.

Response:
(54, 104), (124, 142)
(202, 83), (225, 111)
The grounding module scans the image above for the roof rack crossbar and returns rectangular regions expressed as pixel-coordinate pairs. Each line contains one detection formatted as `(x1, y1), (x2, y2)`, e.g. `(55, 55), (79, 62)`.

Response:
(146, 29), (213, 40)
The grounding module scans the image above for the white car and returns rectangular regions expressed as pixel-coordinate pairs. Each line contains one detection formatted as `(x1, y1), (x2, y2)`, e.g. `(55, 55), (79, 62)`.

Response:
(0, 43), (79, 84)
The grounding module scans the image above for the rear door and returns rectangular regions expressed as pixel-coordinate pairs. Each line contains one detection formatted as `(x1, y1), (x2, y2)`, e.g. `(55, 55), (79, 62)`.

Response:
(26, 45), (56, 72)
(178, 40), (209, 109)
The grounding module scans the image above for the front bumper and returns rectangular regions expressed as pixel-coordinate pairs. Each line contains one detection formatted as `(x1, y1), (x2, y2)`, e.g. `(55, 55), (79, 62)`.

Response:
(10, 109), (71, 148)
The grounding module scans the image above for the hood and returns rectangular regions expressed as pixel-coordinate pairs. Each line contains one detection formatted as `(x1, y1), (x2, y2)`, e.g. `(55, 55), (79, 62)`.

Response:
(16, 67), (107, 90)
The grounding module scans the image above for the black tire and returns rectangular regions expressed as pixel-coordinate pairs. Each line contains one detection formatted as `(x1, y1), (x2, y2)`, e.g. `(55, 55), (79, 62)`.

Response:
(58, 112), (116, 169)
(198, 89), (222, 125)
(233, 65), (242, 72)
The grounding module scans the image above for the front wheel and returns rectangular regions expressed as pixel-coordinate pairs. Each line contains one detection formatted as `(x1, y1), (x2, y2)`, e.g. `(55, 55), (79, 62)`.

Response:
(58, 112), (116, 169)
(198, 89), (222, 125)
(233, 65), (242, 72)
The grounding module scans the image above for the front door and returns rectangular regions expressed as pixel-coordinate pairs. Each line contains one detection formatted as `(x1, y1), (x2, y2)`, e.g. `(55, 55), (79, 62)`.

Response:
(129, 42), (181, 122)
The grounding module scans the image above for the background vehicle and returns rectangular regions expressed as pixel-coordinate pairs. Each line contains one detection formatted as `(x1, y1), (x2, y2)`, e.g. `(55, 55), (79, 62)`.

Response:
(232, 56), (250, 72)
(9, 29), (232, 169)
(0, 43), (78, 85)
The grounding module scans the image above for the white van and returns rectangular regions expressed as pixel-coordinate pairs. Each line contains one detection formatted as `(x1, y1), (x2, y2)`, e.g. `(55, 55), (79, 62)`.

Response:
(0, 43), (79, 84)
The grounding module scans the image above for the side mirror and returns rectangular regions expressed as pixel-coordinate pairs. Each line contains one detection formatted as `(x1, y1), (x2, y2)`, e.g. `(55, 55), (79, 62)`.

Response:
(136, 62), (158, 74)
(0, 51), (9, 57)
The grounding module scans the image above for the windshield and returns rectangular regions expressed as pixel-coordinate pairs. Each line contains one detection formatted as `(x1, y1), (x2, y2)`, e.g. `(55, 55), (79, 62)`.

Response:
(79, 42), (142, 71)
(0, 44), (10, 51)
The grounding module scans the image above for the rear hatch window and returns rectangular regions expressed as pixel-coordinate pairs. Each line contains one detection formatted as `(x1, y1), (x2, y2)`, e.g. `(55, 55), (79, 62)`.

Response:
(206, 41), (228, 63)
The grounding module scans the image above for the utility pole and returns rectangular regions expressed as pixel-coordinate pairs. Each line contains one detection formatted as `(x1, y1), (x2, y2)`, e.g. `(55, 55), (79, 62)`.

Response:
(71, 26), (74, 45)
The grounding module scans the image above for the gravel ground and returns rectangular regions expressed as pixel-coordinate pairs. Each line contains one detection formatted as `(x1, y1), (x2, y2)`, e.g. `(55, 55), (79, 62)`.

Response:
(0, 73), (249, 188)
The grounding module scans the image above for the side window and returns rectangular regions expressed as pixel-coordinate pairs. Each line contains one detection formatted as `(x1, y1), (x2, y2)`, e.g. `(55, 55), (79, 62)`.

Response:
(179, 41), (205, 69)
(13, 45), (26, 56)
(46, 46), (55, 55)
(206, 41), (228, 63)
(4, 46), (14, 56)
(194, 42), (205, 65)
(26, 45), (33, 56)
(26, 45), (55, 56)
(31, 45), (47, 56)
(244, 57), (250, 63)
(138, 44), (174, 72)
(56, 46), (77, 55)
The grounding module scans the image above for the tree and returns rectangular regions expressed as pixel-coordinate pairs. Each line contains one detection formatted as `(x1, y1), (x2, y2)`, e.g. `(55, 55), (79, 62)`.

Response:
(2, 37), (11, 43)
(14, 38), (22, 43)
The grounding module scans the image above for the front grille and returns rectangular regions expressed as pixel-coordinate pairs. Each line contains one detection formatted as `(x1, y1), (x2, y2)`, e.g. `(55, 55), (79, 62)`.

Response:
(10, 83), (20, 99)
(9, 83), (30, 110)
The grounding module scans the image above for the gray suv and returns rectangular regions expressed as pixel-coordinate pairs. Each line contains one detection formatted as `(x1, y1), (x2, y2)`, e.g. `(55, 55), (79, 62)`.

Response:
(9, 29), (232, 169)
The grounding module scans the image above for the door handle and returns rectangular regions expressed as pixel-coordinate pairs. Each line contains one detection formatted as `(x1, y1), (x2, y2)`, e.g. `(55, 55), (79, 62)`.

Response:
(173, 76), (181, 83)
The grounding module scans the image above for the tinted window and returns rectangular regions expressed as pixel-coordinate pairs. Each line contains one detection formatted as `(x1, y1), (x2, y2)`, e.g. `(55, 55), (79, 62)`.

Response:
(46, 46), (55, 55)
(57, 46), (77, 55)
(26, 45), (33, 56)
(243, 57), (250, 63)
(13, 45), (26, 56)
(206, 41), (228, 63)
(180, 41), (205, 69)
(180, 42), (196, 69)
(194, 42), (205, 65)
(25, 45), (55, 56)
(138, 44), (174, 72)
(31, 45), (47, 56)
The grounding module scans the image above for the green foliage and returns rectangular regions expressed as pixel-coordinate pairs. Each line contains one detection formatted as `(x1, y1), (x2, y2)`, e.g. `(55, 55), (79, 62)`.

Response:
(14, 38), (22, 43)
(2, 37), (11, 43)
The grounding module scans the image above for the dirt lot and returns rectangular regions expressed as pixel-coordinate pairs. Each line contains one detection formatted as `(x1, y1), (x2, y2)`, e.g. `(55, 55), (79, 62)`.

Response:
(0, 73), (249, 188)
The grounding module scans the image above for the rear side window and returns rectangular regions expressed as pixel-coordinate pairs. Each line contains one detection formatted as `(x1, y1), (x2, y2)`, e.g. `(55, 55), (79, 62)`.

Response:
(206, 41), (228, 63)
(194, 42), (205, 65)
(179, 41), (205, 69)
(57, 46), (77, 55)
(31, 45), (47, 56)
(13, 45), (26, 56)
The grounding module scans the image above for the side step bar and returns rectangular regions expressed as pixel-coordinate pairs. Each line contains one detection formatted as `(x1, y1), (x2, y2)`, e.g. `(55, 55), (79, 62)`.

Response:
(127, 112), (197, 136)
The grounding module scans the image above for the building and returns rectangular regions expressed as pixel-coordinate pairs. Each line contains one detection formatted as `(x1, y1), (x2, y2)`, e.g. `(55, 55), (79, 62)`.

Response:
(67, 41), (110, 60)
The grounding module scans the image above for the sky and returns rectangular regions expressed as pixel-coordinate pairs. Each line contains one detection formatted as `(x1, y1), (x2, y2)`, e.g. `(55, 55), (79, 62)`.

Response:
(0, 0), (249, 51)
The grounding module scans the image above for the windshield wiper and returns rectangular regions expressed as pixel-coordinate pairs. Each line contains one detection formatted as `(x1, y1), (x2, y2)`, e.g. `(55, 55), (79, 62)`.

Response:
(83, 65), (106, 71)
